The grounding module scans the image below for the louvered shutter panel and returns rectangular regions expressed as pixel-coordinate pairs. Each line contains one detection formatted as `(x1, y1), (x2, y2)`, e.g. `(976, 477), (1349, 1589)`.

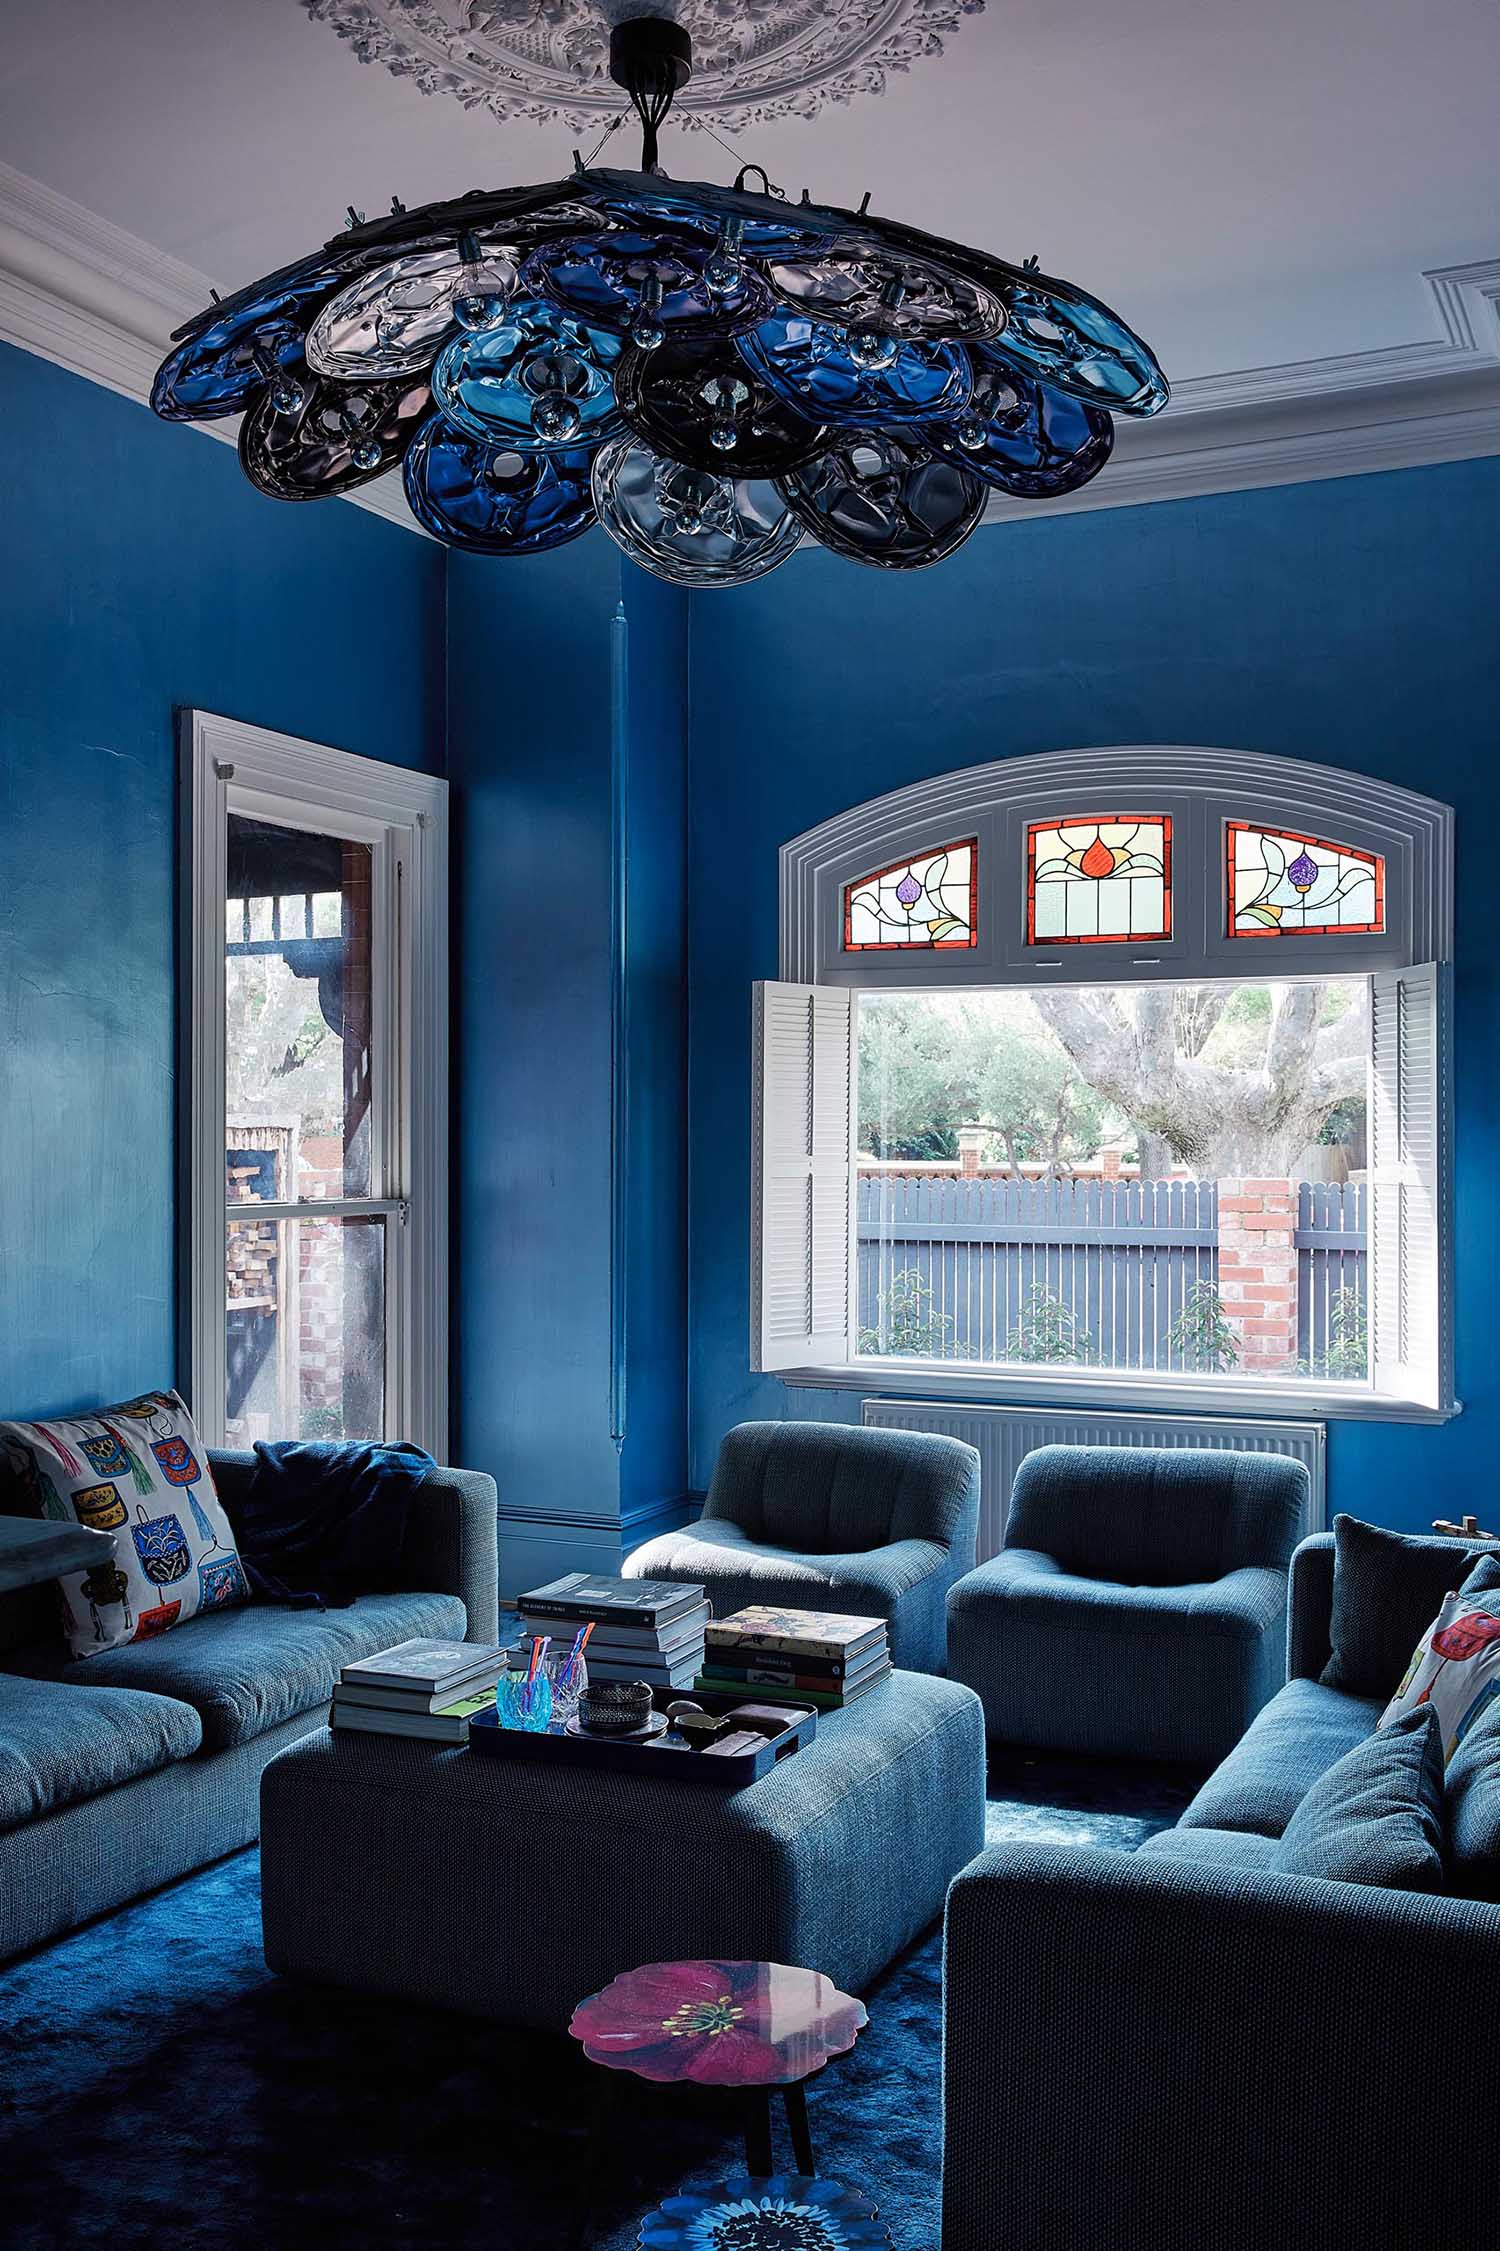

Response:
(1369, 962), (1451, 1411)
(751, 982), (855, 1372)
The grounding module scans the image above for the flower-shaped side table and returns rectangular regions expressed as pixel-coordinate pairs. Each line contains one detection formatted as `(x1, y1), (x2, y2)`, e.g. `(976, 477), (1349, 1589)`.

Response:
(568, 1960), (870, 2243)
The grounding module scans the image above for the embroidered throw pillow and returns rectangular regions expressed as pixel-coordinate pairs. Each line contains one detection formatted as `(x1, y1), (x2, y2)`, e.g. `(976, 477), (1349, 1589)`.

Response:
(0, 1390), (249, 1659)
(1379, 1557), (1500, 1761)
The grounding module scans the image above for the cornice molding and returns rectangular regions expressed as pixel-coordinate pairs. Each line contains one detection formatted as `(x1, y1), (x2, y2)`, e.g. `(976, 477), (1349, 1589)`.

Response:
(1, 158), (1496, 538)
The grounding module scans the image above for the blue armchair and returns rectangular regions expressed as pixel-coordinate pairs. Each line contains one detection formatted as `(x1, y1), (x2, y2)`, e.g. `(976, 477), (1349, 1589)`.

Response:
(623, 1420), (980, 1673)
(947, 1443), (1307, 1765)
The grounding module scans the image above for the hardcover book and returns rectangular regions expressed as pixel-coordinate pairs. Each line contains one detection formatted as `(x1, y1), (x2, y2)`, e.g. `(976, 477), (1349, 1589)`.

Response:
(330, 1685), (498, 1741)
(518, 1573), (705, 1627)
(696, 1663), (893, 1710)
(704, 1606), (887, 1661)
(518, 1601), (710, 1652)
(701, 1647), (888, 1692)
(340, 1639), (512, 1693)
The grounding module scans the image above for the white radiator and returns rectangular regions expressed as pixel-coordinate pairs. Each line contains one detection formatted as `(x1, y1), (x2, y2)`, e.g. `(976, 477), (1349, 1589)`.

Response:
(861, 1399), (1327, 1562)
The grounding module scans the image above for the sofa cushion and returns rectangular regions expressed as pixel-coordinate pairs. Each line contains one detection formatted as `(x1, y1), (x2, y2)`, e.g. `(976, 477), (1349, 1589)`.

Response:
(1135, 1825), (1282, 1874)
(0, 1672), (202, 1834)
(1273, 1705), (1446, 1892)
(1320, 1515), (1482, 1700)
(963, 1548), (1288, 1642)
(1178, 1677), (1382, 1836)
(1446, 1695), (1500, 1902)
(60, 1590), (467, 1751)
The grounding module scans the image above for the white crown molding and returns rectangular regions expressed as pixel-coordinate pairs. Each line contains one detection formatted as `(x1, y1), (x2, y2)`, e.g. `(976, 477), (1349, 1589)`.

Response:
(0, 158), (1497, 537)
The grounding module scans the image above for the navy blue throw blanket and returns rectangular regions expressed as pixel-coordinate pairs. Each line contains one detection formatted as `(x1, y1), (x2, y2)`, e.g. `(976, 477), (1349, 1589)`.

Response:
(232, 1441), (435, 1608)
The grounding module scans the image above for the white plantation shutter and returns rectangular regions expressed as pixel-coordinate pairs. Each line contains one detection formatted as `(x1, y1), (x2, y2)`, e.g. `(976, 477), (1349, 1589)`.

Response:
(1369, 962), (1452, 1411)
(751, 982), (855, 1372)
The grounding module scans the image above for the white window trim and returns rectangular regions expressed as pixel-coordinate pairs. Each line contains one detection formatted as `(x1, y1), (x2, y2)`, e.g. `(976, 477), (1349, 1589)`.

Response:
(181, 710), (449, 1456)
(762, 744), (1457, 1424)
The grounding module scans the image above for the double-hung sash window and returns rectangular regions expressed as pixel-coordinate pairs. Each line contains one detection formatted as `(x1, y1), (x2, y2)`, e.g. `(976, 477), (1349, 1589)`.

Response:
(184, 713), (448, 1453)
(753, 746), (1455, 1421)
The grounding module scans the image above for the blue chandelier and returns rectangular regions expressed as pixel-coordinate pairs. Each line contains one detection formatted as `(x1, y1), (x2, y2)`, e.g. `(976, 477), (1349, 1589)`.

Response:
(151, 17), (1167, 587)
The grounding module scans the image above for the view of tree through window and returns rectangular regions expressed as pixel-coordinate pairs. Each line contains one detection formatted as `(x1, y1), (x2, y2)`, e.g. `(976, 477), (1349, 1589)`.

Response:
(858, 981), (1369, 1381)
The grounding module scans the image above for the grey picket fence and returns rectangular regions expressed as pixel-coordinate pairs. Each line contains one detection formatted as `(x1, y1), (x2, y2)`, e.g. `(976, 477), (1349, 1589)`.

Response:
(856, 1173), (1367, 1374)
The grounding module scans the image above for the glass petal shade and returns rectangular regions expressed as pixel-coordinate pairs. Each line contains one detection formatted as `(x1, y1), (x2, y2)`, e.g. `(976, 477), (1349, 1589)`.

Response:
(777, 429), (986, 570)
(238, 372), (432, 500)
(592, 431), (802, 588)
(926, 353), (1114, 496)
(986, 272), (1168, 414)
(766, 250), (1004, 344)
(523, 231), (771, 339)
(402, 415), (597, 553)
(431, 299), (624, 450)
(739, 309), (972, 427)
(305, 242), (523, 380)
(584, 174), (839, 256)
(615, 334), (830, 475)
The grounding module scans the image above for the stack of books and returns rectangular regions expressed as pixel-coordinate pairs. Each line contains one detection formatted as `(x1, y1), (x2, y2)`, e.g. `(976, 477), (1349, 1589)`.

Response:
(698, 1606), (892, 1710)
(331, 1637), (515, 1742)
(518, 1572), (709, 1692)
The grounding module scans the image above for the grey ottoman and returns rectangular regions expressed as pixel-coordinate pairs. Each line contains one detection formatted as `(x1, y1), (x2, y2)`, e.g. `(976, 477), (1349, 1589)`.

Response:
(260, 1672), (985, 2030)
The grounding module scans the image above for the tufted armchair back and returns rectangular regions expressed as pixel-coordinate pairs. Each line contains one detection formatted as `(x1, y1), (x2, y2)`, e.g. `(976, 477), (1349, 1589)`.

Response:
(1005, 1444), (1307, 1587)
(702, 1421), (980, 1564)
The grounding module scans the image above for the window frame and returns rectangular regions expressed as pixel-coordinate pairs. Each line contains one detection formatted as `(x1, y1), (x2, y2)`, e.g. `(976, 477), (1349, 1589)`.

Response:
(764, 745), (1456, 1422)
(181, 711), (449, 1455)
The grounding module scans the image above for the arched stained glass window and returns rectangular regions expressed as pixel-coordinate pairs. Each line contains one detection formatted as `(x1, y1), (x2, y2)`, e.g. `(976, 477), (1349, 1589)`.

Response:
(1227, 823), (1384, 937)
(844, 839), (977, 951)
(1027, 814), (1171, 944)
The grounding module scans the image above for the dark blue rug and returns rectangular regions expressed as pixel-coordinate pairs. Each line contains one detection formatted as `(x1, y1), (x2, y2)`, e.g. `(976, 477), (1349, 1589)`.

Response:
(0, 1750), (1192, 2249)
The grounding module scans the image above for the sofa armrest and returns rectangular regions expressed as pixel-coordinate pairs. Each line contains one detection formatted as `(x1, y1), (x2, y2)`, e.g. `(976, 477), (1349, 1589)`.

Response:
(1210, 1562), (1290, 1638)
(207, 1451), (499, 1644)
(1287, 1530), (1336, 1680)
(942, 1841), (1500, 2251)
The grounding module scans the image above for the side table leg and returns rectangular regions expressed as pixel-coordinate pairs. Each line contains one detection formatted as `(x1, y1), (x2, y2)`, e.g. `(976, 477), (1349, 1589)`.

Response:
(744, 2087), (775, 2180)
(783, 2081), (816, 2176)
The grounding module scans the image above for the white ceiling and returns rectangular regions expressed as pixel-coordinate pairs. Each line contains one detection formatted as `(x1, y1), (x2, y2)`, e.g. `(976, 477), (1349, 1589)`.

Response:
(1, 0), (1496, 386)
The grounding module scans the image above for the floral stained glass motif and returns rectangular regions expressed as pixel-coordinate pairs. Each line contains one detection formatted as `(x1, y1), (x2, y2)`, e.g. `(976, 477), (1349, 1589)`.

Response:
(843, 840), (977, 951)
(1027, 815), (1171, 945)
(1227, 823), (1384, 937)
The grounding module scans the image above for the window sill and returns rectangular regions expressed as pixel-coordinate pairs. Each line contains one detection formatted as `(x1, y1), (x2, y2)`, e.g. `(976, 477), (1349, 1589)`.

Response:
(779, 1359), (1462, 1426)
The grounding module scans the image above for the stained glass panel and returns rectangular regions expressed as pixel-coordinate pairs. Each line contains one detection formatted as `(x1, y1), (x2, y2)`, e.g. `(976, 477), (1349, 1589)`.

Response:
(1027, 814), (1171, 945)
(1227, 823), (1384, 938)
(844, 840), (977, 951)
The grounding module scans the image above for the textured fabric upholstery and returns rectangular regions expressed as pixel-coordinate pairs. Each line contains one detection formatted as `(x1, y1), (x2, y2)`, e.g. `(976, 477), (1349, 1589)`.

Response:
(0, 1672), (201, 1834)
(1177, 1676), (1381, 1835)
(208, 1451), (500, 1643)
(1287, 1531), (1336, 1679)
(625, 1422), (979, 1673)
(262, 1672), (985, 2029)
(60, 1590), (467, 1751)
(1319, 1513), (1483, 1698)
(1444, 1697), (1500, 1901)
(0, 1704), (323, 1964)
(946, 1445), (1304, 1763)
(941, 1839), (1500, 2251)
(1005, 1443), (1307, 1584)
(1272, 1704), (1446, 1891)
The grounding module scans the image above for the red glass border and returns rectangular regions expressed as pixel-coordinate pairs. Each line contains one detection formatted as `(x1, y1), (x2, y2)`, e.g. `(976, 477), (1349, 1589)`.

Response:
(1224, 821), (1385, 939)
(842, 837), (979, 952)
(1025, 812), (1173, 946)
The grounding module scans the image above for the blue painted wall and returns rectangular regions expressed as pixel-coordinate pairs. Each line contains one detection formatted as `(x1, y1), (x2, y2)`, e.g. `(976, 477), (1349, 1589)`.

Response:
(447, 541), (689, 1590)
(686, 459), (1500, 1535)
(0, 342), (445, 1419)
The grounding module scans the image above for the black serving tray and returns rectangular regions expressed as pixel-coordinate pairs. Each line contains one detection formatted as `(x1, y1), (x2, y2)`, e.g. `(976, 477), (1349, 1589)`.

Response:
(467, 1685), (817, 1786)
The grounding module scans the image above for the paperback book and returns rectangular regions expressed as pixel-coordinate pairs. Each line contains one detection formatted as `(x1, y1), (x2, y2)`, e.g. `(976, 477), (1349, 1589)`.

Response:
(703, 1606), (886, 1663)
(331, 1684), (498, 1743)
(518, 1573), (704, 1628)
(340, 1638), (513, 1696)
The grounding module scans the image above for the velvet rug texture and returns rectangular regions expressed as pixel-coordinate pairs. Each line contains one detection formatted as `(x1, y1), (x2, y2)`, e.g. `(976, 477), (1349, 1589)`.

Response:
(0, 1751), (1193, 2249)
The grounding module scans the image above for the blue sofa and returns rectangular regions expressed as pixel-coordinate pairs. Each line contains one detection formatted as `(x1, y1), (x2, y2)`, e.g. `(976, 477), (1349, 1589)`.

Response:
(625, 1420), (981, 1672)
(948, 1443), (1307, 1765)
(0, 1449), (498, 1964)
(941, 1529), (1500, 2251)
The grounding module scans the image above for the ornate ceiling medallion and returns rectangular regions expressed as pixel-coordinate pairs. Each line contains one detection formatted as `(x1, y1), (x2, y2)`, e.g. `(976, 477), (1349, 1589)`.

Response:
(300, 0), (986, 133)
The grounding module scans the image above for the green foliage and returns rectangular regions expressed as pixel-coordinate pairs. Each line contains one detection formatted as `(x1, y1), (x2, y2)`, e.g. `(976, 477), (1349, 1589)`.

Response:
(858, 995), (1109, 1174)
(859, 1267), (964, 1358)
(1299, 1286), (1368, 1381)
(301, 1405), (344, 1440)
(1005, 1284), (1092, 1364)
(1167, 1280), (1241, 1371)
